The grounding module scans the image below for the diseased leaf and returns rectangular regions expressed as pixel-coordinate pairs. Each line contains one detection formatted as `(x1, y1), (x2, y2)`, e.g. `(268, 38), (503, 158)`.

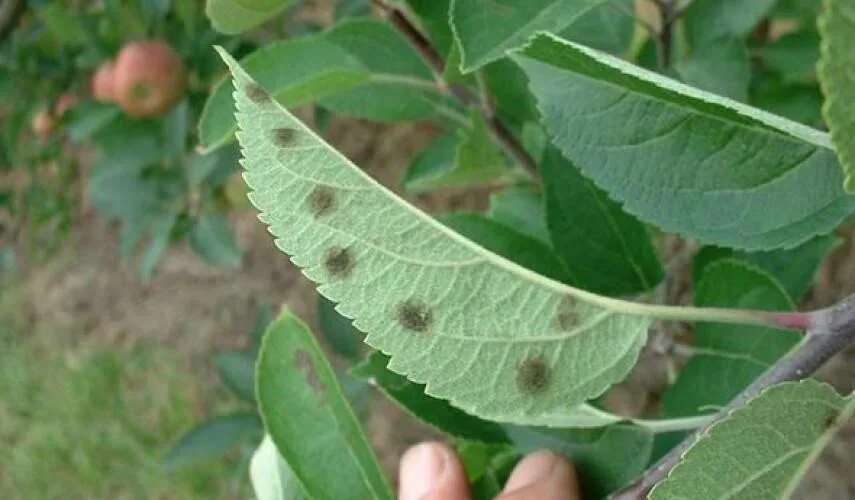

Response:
(351, 351), (509, 443)
(513, 33), (855, 251)
(819, 0), (855, 192)
(199, 19), (448, 151)
(205, 0), (293, 35)
(450, 0), (606, 72)
(542, 146), (663, 296)
(650, 380), (855, 499)
(257, 308), (392, 500)
(250, 435), (306, 500)
(221, 48), (655, 424)
(505, 424), (653, 498)
(662, 260), (799, 417)
(165, 413), (262, 469)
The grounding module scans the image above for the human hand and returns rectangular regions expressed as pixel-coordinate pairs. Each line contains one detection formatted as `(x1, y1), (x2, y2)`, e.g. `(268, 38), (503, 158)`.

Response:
(398, 441), (580, 500)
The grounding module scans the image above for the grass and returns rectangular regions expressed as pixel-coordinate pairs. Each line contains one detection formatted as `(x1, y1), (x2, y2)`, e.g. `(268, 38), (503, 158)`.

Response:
(0, 289), (254, 499)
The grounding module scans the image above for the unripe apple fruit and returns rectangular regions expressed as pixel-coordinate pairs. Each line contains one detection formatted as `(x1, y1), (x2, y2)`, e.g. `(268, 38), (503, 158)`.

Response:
(112, 40), (185, 118)
(91, 61), (116, 103)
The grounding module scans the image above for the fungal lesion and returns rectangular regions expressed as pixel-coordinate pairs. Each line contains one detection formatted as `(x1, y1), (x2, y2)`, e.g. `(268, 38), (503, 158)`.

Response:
(323, 246), (355, 278)
(245, 83), (271, 104)
(396, 299), (433, 333)
(517, 355), (551, 394)
(554, 296), (579, 331)
(307, 186), (336, 218)
(272, 127), (296, 147)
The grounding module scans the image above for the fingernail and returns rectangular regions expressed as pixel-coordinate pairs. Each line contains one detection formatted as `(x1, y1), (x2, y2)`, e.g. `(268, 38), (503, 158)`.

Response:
(398, 442), (449, 500)
(502, 450), (562, 493)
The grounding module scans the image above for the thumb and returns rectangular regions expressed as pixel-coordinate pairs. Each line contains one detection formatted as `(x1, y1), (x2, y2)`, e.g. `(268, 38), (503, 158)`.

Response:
(496, 450), (580, 500)
(398, 441), (471, 500)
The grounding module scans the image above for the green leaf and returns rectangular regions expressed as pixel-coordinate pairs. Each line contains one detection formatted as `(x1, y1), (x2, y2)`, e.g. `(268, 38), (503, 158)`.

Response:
(65, 102), (121, 142)
(250, 435), (306, 500)
(662, 260), (799, 417)
(542, 146), (663, 296)
(482, 59), (540, 126)
(256, 308), (392, 500)
(221, 48), (655, 424)
(650, 380), (855, 499)
(318, 294), (363, 359)
(165, 413), (262, 469)
(186, 145), (241, 187)
(37, 3), (90, 46)
(488, 186), (550, 245)
(751, 77), (823, 127)
(763, 29), (821, 83)
(505, 424), (653, 498)
(199, 19), (446, 151)
(683, 0), (776, 46)
(693, 235), (840, 301)
(450, 0), (607, 72)
(819, 0), (855, 192)
(351, 351), (509, 443)
(559, 0), (635, 55)
(513, 33), (855, 251)
(205, 0), (293, 35)
(403, 112), (511, 192)
(189, 213), (242, 268)
(215, 350), (256, 402)
(404, 0), (455, 54)
(675, 37), (750, 101)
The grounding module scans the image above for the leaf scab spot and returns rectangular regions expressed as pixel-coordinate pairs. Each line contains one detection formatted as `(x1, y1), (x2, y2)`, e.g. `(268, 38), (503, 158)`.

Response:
(245, 83), (271, 104)
(307, 186), (336, 217)
(272, 127), (296, 147)
(824, 410), (841, 430)
(294, 349), (324, 395)
(554, 297), (579, 330)
(396, 299), (433, 333)
(324, 246), (354, 278)
(517, 356), (551, 394)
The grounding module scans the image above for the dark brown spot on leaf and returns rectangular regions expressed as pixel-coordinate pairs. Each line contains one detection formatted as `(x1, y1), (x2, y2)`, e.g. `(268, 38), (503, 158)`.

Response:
(824, 410), (840, 429)
(324, 246), (354, 278)
(555, 297), (578, 330)
(246, 83), (271, 104)
(396, 299), (432, 333)
(294, 349), (324, 395)
(307, 186), (336, 217)
(272, 127), (295, 147)
(517, 356), (551, 394)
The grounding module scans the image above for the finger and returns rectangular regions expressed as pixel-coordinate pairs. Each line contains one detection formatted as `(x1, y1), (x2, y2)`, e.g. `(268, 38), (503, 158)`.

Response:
(496, 450), (580, 500)
(398, 441), (471, 500)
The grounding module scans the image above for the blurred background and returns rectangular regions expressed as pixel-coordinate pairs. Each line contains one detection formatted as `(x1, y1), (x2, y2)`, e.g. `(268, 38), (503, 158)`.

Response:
(1, 0), (853, 498)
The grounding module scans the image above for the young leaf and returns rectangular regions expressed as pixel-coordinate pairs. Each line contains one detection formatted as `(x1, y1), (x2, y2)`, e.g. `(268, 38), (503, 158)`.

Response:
(542, 146), (663, 296)
(189, 213), (242, 268)
(650, 380), (855, 499)
(450, 0), (606, 72)
(220, 47), (656, 424)
(250, 435), (306, 500)
(351, 351), (509, 443)
(215, 350), (256, 402)
(818, 0), (855, 192)
(661, 260), (799, 417)
(165, 413), (262, 469)
(504, 424), (653, 498)
(513, 33), (855, 251)
(256, 308), (392, 500)
(205, 0), (293, 35)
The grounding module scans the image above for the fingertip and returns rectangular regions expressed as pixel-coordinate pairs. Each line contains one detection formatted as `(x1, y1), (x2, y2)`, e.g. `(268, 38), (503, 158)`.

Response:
(398, 441), (470, 500)
(497, 450), (579, 500)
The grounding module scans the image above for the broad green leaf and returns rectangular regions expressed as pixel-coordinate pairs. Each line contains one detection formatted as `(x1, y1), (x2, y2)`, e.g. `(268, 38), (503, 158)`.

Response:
(513, 33), (855, 251)
(318, 294), (363, 359)
(404, 0), (454, 54)
(683, 0), (775, 46)
(205, 0), (293, 35)
(450, 0), (606, 72)
(650, 380), (855, 499)
(559, 0), (635, 55)
(693, 235), (840, 301)
(215, 350), (256, 402)
(165, 413), (262, 469)
(198, 19), (446, 151)
(662, 260), (799, 417)
(763, 29), (821, 83)
(250, 435), (306, 500)
(819, 0), (855, 192)
(751, 77), (823, 127)
(542, 146), (663, 296)
(489, 186), (550, 245)
(482, 59), (540, 127)
(351, 351), (509, 443)
(256, 308), (392, 500)
(675, 37), (750, 101)
(403, 112), (511, 192)
(221, 48), (654, 424)
(189, 213), (242, 268)
(505, 424), (653, 498)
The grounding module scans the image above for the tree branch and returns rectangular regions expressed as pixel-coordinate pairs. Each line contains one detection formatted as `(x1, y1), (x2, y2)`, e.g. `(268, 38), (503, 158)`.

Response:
(612, 293), (855, 499)
(371, 0), (539, 180)
(652, 0), (677, 69)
